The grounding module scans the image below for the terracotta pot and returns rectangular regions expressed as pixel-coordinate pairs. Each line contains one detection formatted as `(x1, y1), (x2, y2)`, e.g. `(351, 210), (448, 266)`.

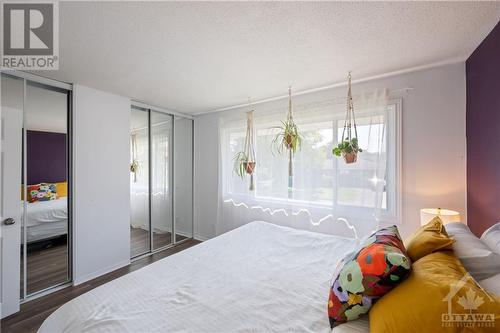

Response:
(343, 152), (357, 164)
(285, 134), (295, 149)
(244, 161), (256, 174)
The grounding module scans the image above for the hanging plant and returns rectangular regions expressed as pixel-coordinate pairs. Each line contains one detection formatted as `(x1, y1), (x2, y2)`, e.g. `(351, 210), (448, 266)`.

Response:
(271, 87), (301, 197)
(332, 137), (362, 163)
(130, 133), (139, 182)
(271, 119), (302, 154)
(130, 160), (139, 173)
(233, 110), (257, 190)
(333, 72), (362, 164)
(233, 152), (255, 176)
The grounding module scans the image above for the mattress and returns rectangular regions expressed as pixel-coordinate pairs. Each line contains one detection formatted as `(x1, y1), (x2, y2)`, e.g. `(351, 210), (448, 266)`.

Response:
(39, 221), (370, 333)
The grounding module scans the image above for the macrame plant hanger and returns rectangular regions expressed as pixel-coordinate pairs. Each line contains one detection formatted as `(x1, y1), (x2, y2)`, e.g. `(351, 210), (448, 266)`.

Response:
(341, 72), (359, 163)
(243, 108), (256, 191)
(130, 133), (139, 183)
(287, 87), (294, 198)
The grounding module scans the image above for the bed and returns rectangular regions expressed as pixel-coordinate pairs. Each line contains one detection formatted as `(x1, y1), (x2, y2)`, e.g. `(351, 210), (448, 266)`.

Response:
(23, 197), (68, 243)
(39, 221), (369, 332)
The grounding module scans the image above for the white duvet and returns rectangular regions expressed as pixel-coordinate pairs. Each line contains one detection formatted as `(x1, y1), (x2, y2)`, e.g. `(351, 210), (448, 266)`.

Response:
(23, 197), (68, 227)
(39, 221), (369, 333)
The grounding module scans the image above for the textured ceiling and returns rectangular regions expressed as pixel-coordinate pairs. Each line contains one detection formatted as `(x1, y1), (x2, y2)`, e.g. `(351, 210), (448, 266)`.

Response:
(40, 1), (500, 114)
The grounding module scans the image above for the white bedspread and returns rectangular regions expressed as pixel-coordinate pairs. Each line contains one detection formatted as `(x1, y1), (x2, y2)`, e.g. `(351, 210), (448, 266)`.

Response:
(24, 198), (68, 227)
(39, 221), (370, 333)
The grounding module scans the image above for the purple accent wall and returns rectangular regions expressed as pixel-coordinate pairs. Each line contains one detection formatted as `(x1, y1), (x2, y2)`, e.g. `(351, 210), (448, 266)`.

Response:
(27, 130), (67, 185)
(466, 21), (500, 237)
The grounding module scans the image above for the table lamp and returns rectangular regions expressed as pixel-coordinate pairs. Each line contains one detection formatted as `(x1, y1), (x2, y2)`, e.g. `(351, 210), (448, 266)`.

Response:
(420, 208), (461, 226)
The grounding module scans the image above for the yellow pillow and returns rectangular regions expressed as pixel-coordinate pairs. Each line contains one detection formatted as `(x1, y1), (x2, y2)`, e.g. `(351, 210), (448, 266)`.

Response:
(369, 251), (500, 333)
(55, 182), (68, 197)
(21, 183), (65, 200)
(404, 216), (454, 262)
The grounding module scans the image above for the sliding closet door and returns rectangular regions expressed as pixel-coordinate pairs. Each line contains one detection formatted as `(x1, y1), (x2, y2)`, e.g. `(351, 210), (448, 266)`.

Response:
(130, 107), (150, 257)
(151, 111), (174, 250)
(129, 106), (192, 258)
(174, 117), (193, 241)
(23, 81), (71, 296)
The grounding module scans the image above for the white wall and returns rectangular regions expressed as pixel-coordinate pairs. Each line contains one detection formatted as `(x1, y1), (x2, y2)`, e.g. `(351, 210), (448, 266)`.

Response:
(194, 62), (467, 239)
(73, 84), (131, 284)
(174, 117), (194, 237)
(194, 115), (220, 240)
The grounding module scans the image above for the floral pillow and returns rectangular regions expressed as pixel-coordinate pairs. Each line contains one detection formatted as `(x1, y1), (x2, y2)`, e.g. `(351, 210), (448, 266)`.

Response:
(27, 183), (57, 203)
(328, 225), (411, 328)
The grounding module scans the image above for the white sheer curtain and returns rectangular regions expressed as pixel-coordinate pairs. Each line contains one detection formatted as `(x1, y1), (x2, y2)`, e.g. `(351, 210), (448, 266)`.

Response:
(217, 90), (389, 239)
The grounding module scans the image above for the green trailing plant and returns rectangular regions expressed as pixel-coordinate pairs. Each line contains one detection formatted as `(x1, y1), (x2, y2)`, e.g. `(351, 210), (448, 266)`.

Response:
(233, 151), (246, 179)
(271, 119), (302, 154)
(130, 159), (139, 182)
(130, 160), (139, 173)
(332, 138), (362, 156)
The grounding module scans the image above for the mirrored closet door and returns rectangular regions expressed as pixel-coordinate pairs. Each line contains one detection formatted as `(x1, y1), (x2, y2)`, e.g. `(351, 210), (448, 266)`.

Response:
(129, 106), (193, 259)
(1, 72), (72, 304)
(151, 111), (174, 251)
(23, 81), (71, 296)
(130, 107), (151, 257)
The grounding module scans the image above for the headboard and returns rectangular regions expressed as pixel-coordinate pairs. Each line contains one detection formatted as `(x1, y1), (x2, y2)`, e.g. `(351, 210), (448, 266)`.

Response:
(26, 130), (67, 184)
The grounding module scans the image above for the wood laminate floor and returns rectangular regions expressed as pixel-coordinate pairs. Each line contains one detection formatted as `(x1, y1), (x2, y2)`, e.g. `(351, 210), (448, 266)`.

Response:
(22, 228), (189, 294)
(130, 227), (187, 257)
(2, 238), (201, 333)
(22, 237), (69, 295)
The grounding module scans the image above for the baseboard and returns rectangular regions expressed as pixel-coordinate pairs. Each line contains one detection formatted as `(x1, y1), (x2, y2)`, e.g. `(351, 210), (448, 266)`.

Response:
(73, 259), (130, 286)
(176, 230), (194, 238)
(194, 234), (210, 242)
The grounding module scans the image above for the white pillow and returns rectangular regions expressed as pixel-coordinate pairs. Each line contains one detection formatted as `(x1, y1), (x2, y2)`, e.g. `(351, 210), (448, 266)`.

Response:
(479, 273), (500, 296)
(445, 222), (500, 280)
(481, 222), (500, 254)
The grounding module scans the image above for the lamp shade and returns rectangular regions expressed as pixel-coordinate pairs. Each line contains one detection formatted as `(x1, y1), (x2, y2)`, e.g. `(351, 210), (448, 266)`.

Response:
(420, 208), (461, 226)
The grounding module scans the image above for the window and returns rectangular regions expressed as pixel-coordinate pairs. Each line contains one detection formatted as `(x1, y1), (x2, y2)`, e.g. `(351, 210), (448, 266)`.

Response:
(221, 99), (401, 223)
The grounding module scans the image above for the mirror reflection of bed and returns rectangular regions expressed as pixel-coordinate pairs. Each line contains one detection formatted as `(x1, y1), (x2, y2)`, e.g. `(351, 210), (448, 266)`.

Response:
(22, 132), (69, 294)
(20, 83), (70, 296)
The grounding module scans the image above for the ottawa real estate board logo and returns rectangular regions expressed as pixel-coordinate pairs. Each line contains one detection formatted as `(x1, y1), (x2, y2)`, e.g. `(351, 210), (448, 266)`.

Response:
(442, 273), (496, 329)
(1, 1), (59, 70)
